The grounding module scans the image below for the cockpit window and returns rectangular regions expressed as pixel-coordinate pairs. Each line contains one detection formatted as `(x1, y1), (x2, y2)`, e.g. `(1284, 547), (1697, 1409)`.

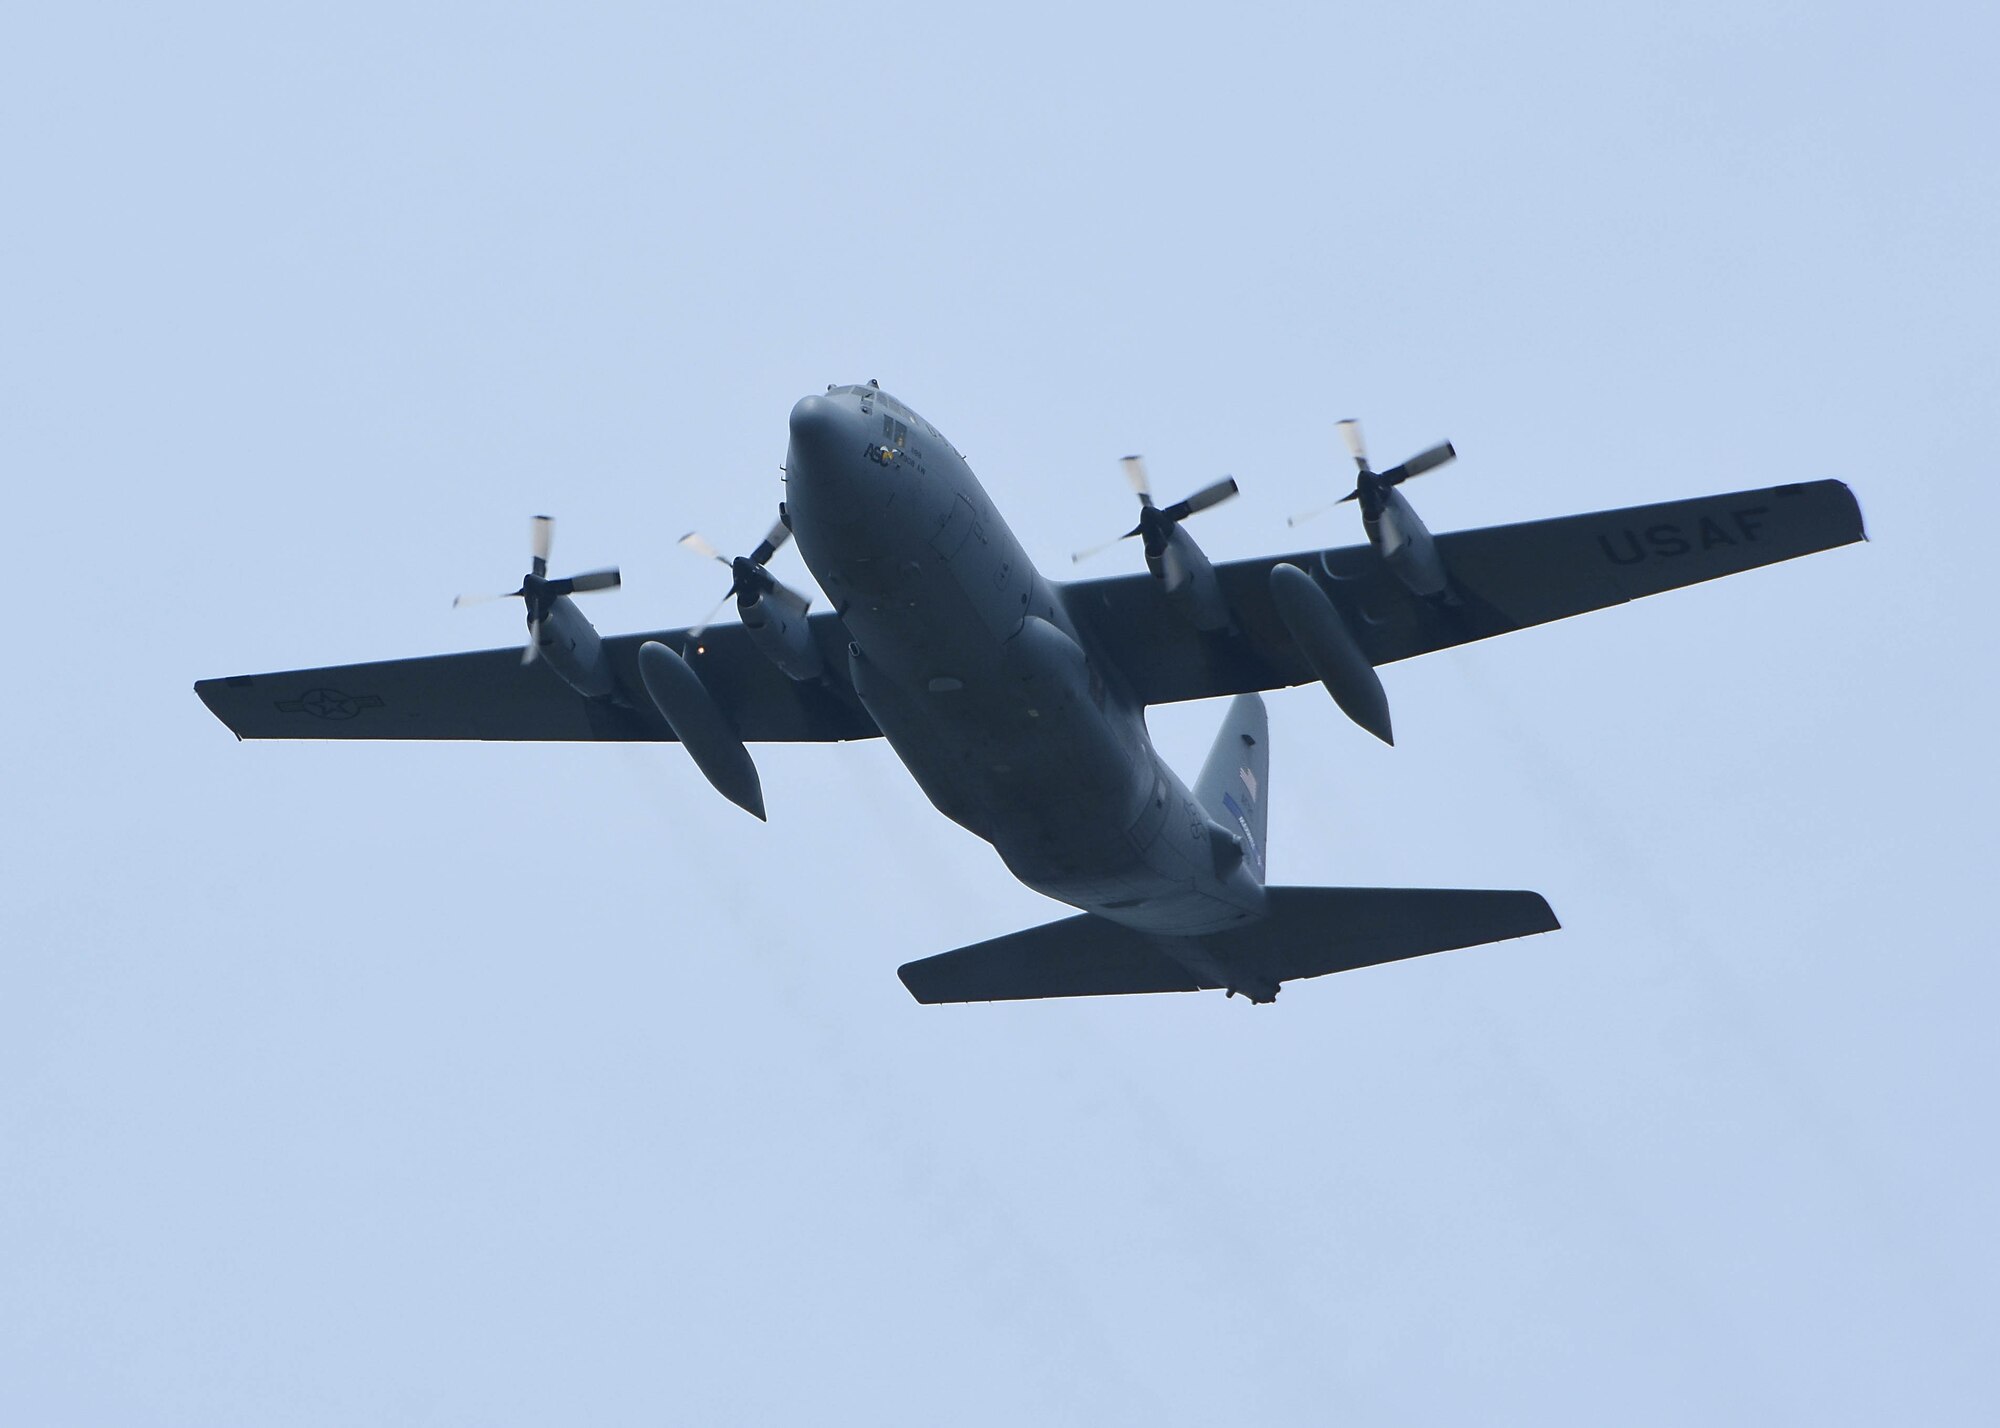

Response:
(831, 382), (909, 416)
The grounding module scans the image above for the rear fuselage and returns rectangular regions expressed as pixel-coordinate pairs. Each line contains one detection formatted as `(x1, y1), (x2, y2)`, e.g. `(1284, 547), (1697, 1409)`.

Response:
(783, 386), (1263, 937)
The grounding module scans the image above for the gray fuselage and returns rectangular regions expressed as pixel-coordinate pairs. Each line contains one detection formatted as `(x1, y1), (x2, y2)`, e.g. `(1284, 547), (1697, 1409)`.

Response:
(783, 386), (1264, 937)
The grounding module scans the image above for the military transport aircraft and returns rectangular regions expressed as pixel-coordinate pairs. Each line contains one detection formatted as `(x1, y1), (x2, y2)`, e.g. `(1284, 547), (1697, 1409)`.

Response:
(195, 383), (1864, 1004)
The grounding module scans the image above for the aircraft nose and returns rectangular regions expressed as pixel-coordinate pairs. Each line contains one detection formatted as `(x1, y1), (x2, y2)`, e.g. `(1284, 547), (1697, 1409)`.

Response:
(785, 391), (880, 547)
(788, 394), (853, 464)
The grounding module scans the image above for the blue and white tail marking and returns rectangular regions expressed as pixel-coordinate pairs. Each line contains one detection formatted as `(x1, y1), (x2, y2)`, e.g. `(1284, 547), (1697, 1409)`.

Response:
(1194, 693), (1270, 884)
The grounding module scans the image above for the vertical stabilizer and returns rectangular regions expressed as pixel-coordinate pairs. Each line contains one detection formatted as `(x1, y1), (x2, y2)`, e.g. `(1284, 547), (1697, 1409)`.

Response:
(1194, 693), (1270, 884)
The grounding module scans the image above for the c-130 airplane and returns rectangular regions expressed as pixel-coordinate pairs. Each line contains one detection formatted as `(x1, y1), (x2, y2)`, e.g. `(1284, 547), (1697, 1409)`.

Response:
(196, 383), (1864, 1003)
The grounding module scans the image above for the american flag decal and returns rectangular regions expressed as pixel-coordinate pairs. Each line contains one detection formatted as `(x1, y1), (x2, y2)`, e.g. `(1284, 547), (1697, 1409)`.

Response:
(1220, 792), (1262, 875)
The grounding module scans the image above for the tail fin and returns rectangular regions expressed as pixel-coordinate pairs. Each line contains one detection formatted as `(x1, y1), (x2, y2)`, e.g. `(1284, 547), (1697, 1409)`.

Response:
(1194, 693), (1269, 883)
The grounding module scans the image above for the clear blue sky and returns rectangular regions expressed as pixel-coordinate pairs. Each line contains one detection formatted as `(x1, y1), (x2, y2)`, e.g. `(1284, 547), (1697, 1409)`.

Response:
(4, 3), (1995, 1423)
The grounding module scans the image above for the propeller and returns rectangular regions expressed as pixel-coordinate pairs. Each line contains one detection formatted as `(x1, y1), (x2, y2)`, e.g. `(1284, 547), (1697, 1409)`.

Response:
(453, 515), (622, 665)
(1070, 456), (1239, 574)
(679, 504), (809, 637)
(1288, 420), (1456, 527)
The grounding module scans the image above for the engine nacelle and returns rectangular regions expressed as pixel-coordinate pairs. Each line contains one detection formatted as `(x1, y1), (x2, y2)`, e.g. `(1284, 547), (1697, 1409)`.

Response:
(740, 589), (824, 682)
(531, 595), (616, 699)
(1153, 524), (1231, 633)
(1367, 486), (1450, 601)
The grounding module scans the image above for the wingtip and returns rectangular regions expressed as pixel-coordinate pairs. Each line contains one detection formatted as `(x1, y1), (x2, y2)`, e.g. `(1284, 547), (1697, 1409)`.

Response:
(1533, 893), (1561, 934)
(896, 962), (951, 1005)
(193, 678), (249, 741)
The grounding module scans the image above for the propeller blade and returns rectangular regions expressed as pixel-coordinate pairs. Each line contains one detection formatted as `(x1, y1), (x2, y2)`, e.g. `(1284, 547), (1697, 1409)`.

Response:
(689, 591), (736, 640)
(679, 531), (727, 565)
(1380, 442), (1456, 485)
(530, 515), (554, 576)
(748, 516), (792, 567)
(769, 579), (813, 615)
(522, 618), (543, 666)
(1161, 477), (1239, 522)
(1121, 455), (1152, 500)
(1286, 501), (1337, 528)
(562, 567), (622, 594)
(1336, 419), (1368, 471)
(1338, 488), (1362, 503)
(1071, 529), (1140, 564)
(1159, 538), (1191, 595)
(452, 589), (515, 609)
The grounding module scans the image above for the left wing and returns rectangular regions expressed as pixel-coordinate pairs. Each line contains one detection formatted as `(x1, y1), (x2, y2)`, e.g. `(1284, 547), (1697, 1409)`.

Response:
(195, 613), (879, 743)
(1063, 479), (1864, 706)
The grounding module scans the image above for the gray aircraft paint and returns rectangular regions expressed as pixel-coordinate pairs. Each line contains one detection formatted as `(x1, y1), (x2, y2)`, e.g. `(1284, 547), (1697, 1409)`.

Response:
(190, 387), (1862, 1001)
(786, 386), (1266, 947)
(1365, 484), (1451, 600)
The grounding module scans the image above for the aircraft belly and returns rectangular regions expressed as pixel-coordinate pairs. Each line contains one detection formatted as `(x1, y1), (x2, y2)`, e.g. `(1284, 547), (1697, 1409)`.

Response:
(831, 554), (1266, 937)
(791, 424), (1262, 939)
(861, 620), (1140, 828)
(1001, 754), (1267, 938)
(928, 491), (1033, 642)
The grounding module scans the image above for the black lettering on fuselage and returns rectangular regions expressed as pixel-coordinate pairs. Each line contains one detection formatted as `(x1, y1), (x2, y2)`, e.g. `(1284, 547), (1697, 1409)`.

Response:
(1733, 506), (1769, 542)
(1697, 517), (1735, 549)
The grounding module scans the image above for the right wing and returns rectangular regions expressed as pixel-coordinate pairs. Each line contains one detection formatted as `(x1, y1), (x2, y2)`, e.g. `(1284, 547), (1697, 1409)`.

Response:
(195, 613), (879, 744)
(1064, 479), (1865, 706)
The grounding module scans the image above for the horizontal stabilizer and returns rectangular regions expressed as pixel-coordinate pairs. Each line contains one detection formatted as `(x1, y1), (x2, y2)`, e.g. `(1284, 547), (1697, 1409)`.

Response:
(898, 886), (1558, 1004)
